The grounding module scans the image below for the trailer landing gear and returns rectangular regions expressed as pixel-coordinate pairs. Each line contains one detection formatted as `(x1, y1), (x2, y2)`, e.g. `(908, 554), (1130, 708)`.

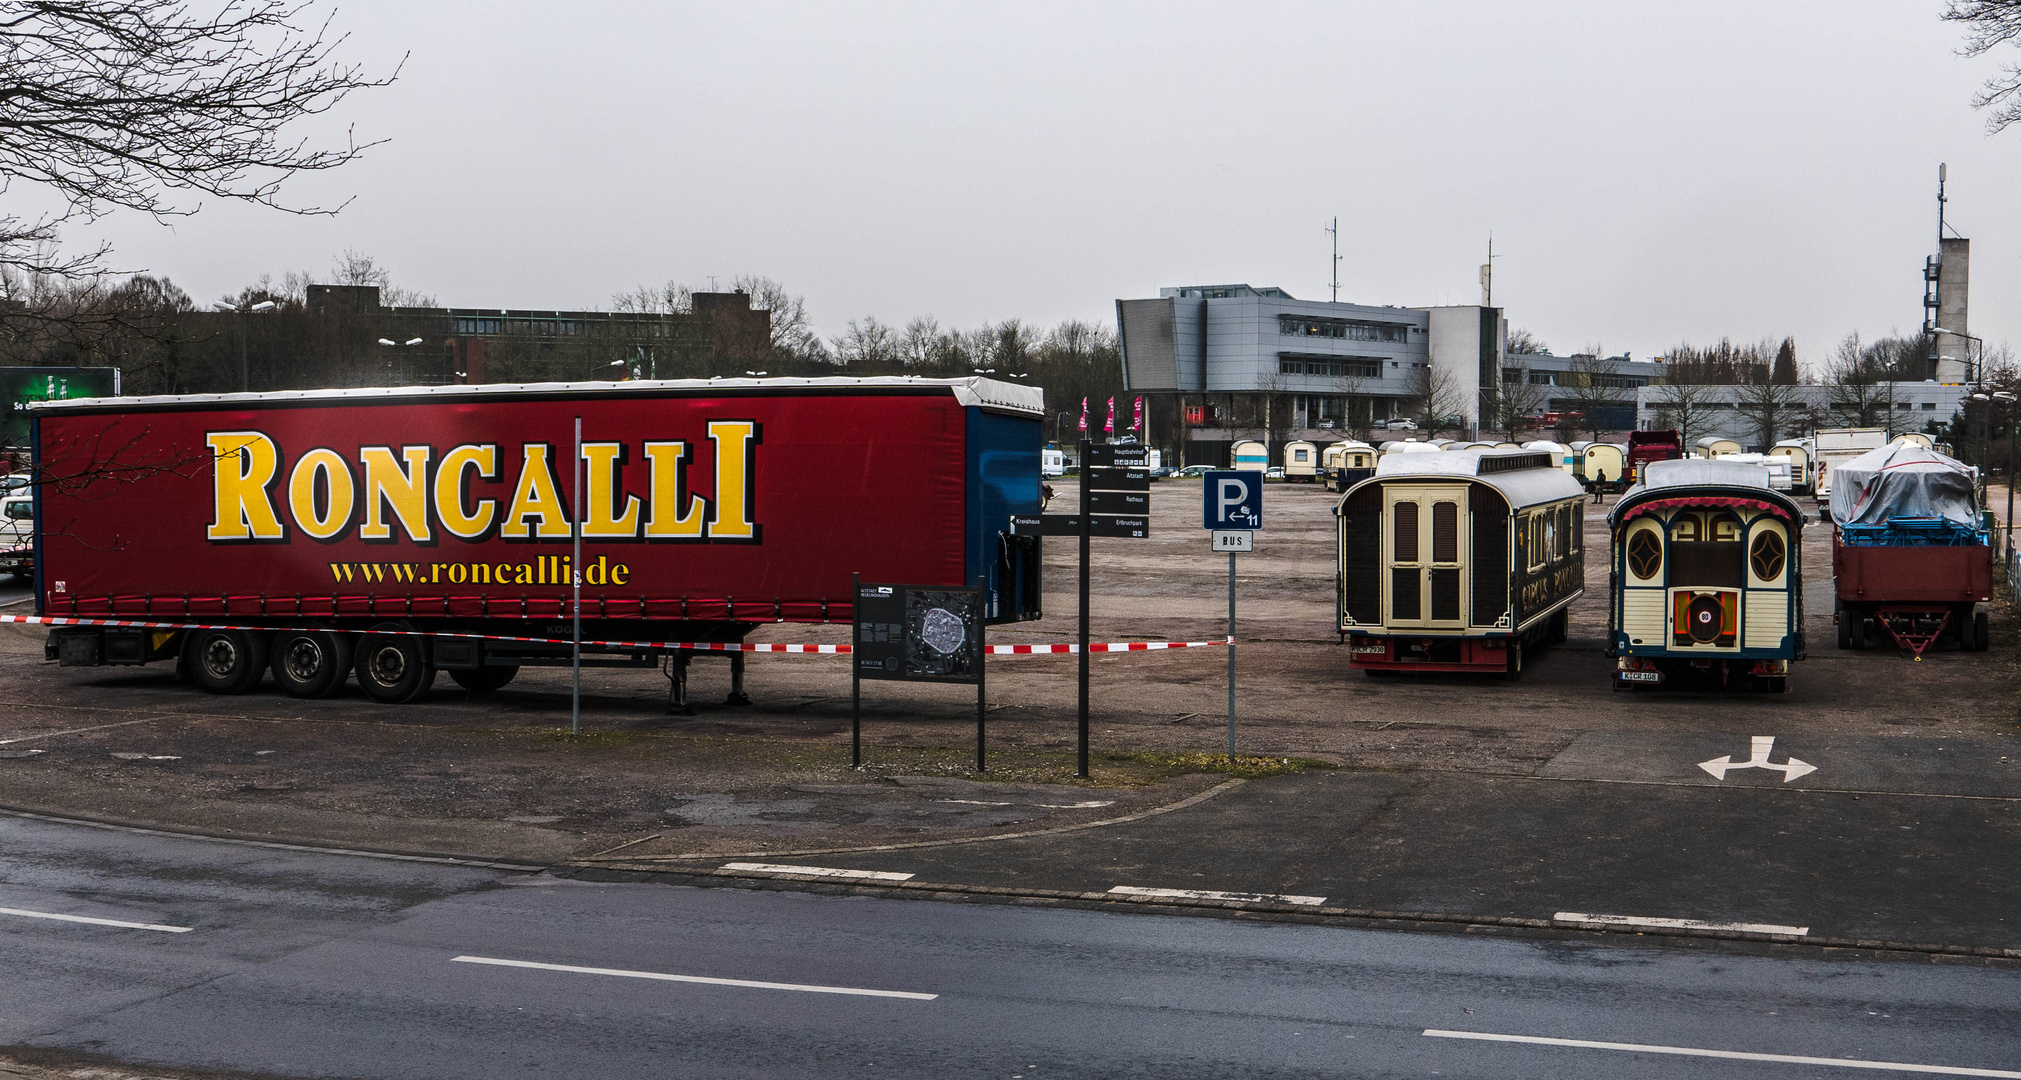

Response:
(662, 650), (753, 715)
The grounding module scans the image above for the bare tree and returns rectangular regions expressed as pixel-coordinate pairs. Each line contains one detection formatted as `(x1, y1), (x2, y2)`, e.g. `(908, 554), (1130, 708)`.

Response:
(1650, 381), (1716, 447)
(732, 275), (826, 363)
(1822, 331), (1892, 428)
(1564, 353), (1628, 440)
(1486, 369), (1544, 442)
(0, 1), (398, 282)
(1736, 375), (1804, 450)
(1407, 362), (1466, 436)
(1946, 1), (2021, 131)
(831, 316), (900, 370)
(1506, 326), (1548, 355)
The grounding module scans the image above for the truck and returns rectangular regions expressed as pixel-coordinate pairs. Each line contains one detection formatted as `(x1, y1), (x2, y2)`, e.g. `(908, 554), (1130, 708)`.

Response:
(1812, 428), (1886, 507)
(28, 376), (1046, 706)
(1625, 429), (1684, 484)
(1828, 442), (1991, 656)
(0, 489), (29, 579)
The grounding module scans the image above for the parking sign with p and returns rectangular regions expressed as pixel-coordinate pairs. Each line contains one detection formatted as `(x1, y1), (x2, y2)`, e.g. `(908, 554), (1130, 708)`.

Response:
(1202, 470), (1262, 530)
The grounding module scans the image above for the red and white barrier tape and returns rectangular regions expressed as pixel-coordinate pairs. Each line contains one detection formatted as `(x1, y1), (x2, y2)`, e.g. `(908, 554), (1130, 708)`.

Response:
(0, 614), (1223, 656)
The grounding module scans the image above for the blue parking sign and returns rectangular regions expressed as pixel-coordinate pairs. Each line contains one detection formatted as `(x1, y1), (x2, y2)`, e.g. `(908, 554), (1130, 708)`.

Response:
(1202, 471), (1262, 530)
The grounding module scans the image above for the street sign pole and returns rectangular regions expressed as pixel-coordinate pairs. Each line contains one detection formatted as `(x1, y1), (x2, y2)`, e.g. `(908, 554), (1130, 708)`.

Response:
(1227, 547), (1237, 760)
(977, 574), (988, 774)
(1077, 438), (1091, 779)
(851, 572), (862, 769)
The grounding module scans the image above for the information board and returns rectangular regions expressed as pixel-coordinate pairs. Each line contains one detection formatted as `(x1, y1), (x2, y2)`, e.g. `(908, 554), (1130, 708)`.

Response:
(852, 580), (983, 684)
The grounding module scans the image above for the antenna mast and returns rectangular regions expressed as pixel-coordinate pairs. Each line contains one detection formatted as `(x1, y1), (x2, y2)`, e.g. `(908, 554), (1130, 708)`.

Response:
(1480, 233), (1498, 307)
(1326, 217), (1341, 302)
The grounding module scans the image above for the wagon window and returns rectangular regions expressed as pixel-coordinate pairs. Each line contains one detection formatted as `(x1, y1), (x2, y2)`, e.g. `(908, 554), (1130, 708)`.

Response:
(1749, 530), (1786, 581)
(1670, 511), (1745, 588)
(1668, 515), (1700, 542)
(1628, 528), (1661, 579)
(1431, 501), (1458, 563)
(1393, 501), (1419, 562)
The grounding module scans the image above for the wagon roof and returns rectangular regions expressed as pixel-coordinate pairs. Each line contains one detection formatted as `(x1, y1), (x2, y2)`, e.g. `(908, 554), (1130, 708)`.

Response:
(1345, 449), (1585, 509)
(23, 375), (1046, 419)
(1610, 458), (1806, 525)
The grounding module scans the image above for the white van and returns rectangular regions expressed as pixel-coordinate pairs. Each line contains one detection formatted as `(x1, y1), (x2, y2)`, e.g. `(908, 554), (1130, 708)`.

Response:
(0, 492), (30, 579)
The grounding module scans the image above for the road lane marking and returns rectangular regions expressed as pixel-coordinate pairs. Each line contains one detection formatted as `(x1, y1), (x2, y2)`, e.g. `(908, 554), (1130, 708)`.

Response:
(0, 716), (170, 745)
(450, 955), (937, 1000)
(720, 862), (915, 881)
(1108, 886), (1327, 906)
(1553, 911), (1809, 936)
(1700, 735), (1817, 782)
(1423, 1029), (2021, 1077)
(0, 905), (192, 933)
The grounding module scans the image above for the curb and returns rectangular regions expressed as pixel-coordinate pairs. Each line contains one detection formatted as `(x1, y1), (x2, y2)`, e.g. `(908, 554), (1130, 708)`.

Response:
(576, 777), (1248, 863)
(553, 864), (2021, 966)
(0, 802), (547, 872)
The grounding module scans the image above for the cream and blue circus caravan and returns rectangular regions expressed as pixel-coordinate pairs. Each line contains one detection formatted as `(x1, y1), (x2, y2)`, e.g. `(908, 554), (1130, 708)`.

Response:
(1608, 459), (1806, 693)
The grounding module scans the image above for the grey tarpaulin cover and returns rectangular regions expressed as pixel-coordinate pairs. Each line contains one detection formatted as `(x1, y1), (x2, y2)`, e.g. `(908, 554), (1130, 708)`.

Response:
(1827, 443), (1979, 528)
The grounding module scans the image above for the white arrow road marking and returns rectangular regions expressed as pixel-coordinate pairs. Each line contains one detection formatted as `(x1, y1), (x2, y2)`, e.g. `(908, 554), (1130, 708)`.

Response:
(719, 863), (915, 881)
(1700, 736), (1816, 782)
(1423, 1029), (2021, 1077)
(450, 955), (938, 1000)
(1108, 886), (1327, 906)
(0, 905), (192, 933)
(1553, 912), (1808, 936)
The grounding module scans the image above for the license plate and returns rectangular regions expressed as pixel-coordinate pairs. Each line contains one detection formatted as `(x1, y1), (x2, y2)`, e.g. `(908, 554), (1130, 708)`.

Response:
(1350, 645), (1387, 656)
(1619, 670), (1662, 683)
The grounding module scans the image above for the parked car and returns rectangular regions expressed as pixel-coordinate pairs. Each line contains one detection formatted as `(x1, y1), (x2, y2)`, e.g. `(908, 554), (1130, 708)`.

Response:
(0, 491), (31, 579)
(1177, 465), (1213, 478)
(1383, 418), (1419, 431)
(1265, 466), (1286, 480)
(0, 473), (29, 493)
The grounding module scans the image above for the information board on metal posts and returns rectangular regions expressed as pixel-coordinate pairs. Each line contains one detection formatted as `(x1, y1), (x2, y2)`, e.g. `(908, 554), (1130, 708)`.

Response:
(851, 575), (988, 772)
(1202, 470), (1262, 760)
(1056, 441), (1156, 777)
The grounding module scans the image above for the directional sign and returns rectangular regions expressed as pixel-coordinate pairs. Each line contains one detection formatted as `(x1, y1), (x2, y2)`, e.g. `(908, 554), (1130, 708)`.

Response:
(1088, 490), (1150, 514)
(1699, 736), (1816, 782)
(1034, 514), (1149, 538)
(1084, 467), (1150, 491)
(1202, 470), (1262, 530)
(1084, 443), (1150, 468)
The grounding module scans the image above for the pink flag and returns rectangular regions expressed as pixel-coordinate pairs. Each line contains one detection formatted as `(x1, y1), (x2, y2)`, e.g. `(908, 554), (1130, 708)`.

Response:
(1078, 397), (1088, 432)
(1133, 396), (1143, 431)
(1104, 397), (1115, 434)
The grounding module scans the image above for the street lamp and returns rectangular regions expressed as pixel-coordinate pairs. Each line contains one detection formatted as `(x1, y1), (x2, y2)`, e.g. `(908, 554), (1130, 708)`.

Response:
(376, 336), (427, 384)
(973, 368), (995, 375)
(213, 299), (276, 392)
(744, 370), (769, 377)
(1931, 326), (1985, 381)
(1995, 391), (2019, 554)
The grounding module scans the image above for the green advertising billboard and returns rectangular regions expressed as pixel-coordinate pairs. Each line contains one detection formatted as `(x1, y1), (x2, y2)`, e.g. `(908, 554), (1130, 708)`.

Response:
(0, 367), (119, 447)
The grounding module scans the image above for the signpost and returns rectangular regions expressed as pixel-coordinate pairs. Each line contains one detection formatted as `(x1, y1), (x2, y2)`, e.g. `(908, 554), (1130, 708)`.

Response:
(1013, 441), (1154, 777)
(851, 574), (988, 771)
(1203, 470), (1262, 759)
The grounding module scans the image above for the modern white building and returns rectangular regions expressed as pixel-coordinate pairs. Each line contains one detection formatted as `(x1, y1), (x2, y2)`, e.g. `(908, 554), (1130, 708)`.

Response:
(1634, 382), (1970, 450)
(1115, 284), (1504, 465)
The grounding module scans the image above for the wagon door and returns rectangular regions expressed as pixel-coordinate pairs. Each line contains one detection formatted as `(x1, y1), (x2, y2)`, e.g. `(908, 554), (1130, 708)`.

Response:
(1385, 485), (1467, 629)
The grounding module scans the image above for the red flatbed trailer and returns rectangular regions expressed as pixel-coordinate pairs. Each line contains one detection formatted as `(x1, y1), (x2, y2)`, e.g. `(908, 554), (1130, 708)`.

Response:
(1832, 534), (1991, 655)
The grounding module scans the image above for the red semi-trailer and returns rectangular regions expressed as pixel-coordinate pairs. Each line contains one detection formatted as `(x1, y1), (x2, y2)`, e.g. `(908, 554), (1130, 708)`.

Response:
(29, 377), (1045, 705)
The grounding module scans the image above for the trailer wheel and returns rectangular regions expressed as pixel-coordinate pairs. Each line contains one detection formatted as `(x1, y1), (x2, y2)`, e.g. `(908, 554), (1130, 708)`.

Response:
(1974, 609), (1991, 652)
(449, 665), (518, 693)
(1848, 609), (1867, 650)
(1548, 609), (1569, 644)
(183, 628), (267, 694)
(271, 630), (352, 698)
(1836, 605), (1852, 650)
(354, 628), (435, 704)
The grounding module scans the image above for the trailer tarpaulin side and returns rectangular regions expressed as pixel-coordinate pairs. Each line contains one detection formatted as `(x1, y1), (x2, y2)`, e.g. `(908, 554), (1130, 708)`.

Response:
(31, 379), (1041, 624)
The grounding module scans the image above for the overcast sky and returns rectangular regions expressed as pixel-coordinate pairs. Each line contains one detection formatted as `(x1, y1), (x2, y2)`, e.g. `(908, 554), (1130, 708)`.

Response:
(64, 1), (2021, 368)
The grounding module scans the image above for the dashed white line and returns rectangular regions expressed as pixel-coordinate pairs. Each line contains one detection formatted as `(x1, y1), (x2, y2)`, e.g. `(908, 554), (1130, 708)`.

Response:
(1553, 911), (1809, 936)
(720, 862), (915, 881)
(1108, 886), (1327, 907)
(0, 905), (192, 933)
(1424, 1029), (2021, 1077)
(450, 955), (937, 1000)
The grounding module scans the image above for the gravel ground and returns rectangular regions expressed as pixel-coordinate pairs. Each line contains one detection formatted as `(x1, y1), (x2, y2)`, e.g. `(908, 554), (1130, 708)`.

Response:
(0, 476), (2010, 862)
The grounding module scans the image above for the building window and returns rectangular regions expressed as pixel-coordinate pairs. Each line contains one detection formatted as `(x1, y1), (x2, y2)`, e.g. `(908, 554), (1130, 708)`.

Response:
(1279, 356), (1383, 379)
(1923, 402), (1937, 410)
(1277, 314), (1410, 343)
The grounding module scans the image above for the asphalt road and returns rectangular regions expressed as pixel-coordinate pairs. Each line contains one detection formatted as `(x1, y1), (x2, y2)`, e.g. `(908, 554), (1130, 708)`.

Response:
(738, 730), (2021, 951)
(6, 814), (2021, 1079)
